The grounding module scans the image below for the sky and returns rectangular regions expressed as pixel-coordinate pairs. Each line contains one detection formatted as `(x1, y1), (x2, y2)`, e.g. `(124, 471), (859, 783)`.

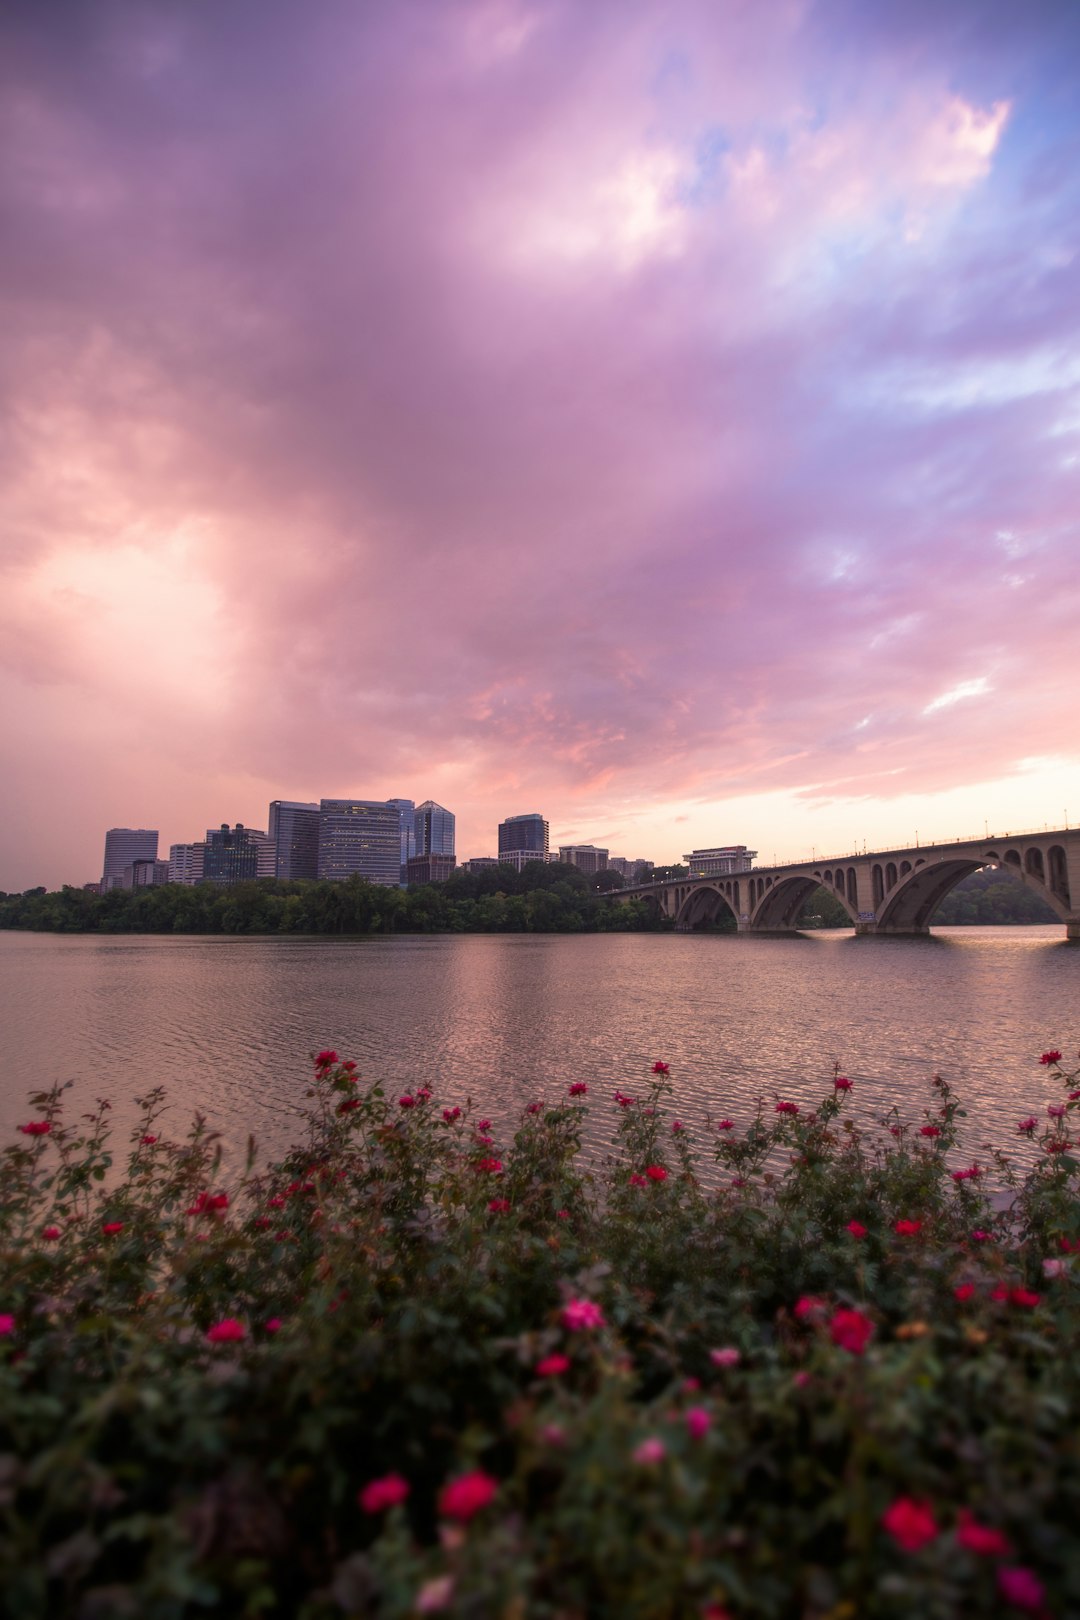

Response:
(2, 0), (1079, 890)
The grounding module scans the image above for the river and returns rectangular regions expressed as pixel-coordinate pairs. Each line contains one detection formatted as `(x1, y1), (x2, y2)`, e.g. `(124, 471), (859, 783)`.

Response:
(1, 928), (1076, 1172)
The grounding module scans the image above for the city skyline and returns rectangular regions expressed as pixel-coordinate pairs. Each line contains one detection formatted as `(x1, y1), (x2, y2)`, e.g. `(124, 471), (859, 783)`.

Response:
(3, 0), (1079, 893)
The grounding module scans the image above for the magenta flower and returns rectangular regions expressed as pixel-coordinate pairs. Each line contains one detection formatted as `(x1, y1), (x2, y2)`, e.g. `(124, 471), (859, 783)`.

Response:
(438, 1470), (498, 1522)
(0, 1315), (14, 1336)
(264, 1317), (282, 1333)
(42, 1226), (61, 1241)
(398, 1094), (416, 1109)
(716, 1119), (735, 1131)
(652, 1061), (670, 1074)
(775, 1101), (799, 1115)
(629, 1173), (648, 1187)
(1017, 1117), (1037, 1133)
(834, 1076), (852, 1091)
(633, 1436), (666, 1464)
(487, 1198), (510, 1213)
(476, 1157), (503, 1173)
(562, 1298), (605, 1332)
(18, 1121), (52, 1136)
(956, 1510), (1009, 1557)
(709, 1346), (741, 1368)
(685, 1407), (711, 1440)
(997, 1566), (1046, 1610)
(101, 1222), (123, 1236)
(358, 1473), (410, 1513)
(314, 1050), (338, 1068)
(568, 1082), (588, 1096)
(793, 1295), (827, 1322)
(882, 1496), (938, 1552)
(206, 1318), (246, 1344)
(442, 1107), (460, 1122)
(535, 1353), (571, 1377)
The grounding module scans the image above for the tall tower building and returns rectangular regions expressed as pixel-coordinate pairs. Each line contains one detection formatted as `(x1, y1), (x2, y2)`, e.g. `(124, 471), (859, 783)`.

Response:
(386, 798), (416, 886)
(318, 800), (402, 885)
(203, 825), (259, 885)
(102, 828), (158, 888)
(415, 800), (455, 858)
(498, 813), (549, 859)
(268, 801), (320, 880)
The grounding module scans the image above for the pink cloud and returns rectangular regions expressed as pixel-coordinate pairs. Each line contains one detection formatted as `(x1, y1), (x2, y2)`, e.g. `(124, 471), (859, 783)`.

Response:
(1, 0), (1078, 887)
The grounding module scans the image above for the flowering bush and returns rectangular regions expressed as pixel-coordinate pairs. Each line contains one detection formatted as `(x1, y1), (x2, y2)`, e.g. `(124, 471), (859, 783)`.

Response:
(1, 1047), (1079, 1616)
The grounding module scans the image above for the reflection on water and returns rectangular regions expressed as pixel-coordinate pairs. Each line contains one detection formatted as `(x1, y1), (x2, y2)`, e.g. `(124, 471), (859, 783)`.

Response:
(1, 929), (1076, 1170)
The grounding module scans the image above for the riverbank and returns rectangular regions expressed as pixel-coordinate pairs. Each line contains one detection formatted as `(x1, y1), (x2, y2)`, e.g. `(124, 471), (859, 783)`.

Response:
(3, 1049), (1079, 1616)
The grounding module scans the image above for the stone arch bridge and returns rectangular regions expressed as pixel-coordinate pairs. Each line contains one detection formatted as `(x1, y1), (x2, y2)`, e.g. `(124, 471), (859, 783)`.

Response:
(613, 828), (1080, 941)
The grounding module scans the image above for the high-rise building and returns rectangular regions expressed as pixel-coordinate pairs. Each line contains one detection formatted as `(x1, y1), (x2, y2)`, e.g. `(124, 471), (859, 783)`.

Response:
(318, 800), (402, 885)
(498, 813), (549, 858)
(169, 843), (206, 885)
(203, 825), (259, 885)
(558, 844), (609, 875)
(244, 830), (277, 878)
(102, 829), (158, 887)
(127, 858), (171, 889)
(684, 846), (757, 877)
(267, 801), (319, 880)
(415, 800), (455, 858)
(497, 849), (557, 873)
(386, 799), (416, 886)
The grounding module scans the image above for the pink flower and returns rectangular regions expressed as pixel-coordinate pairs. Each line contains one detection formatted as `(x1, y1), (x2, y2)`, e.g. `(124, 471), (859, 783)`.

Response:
(1017, 1118), (1037, 1134)
(1039, 1050), (1063, 1065)
(526, 1102), (543, 1115)
(919, 1125), (941, 1138)
(829, 1307), (874, 1356)
(42, 1226), (61, 1241)
(141, 1134), (158, 1145)
(894, 1219), (922, 1236)
(476, 1119), (491, 1132)
(956, 1509), (1010, 1557)
(775, 1101), (799, 1115)
(568, 1082), (588, 1096)
(971, 1229), (993, 1242)
(536, 1353), (571, 1377)
(685, 1407), (711, 1440)
(358, 1473), (410, 1513)
(633, 1436), (666, 1464)
(1042, 1258), (1066, 1279)
(629, 1173), (648, 1188)
(846, 1221), (867, 1238)
(416, 1088), (432, 1101)
(716, 1118), (735, 1131)
(954, 1283), (976, 1302)
(264, 1317), (282, 1333)
(487, 1198), (510, 1214)
(398, 1094), (416, 1109)
(18, 1121), (52, 1136)
(793, 1295), (827, 1322)
(645, 1165), (668, 1182)
(416, 1575), (455, 1613)
(540, 1423), (566, 1447)
(997, 1566), (1045, 1611)
(652, 1061), (670, 1074)
(792, 1370), (812, 1389)
(1048, 1104), (1066, 1119)
(555, 1209), (569, 1220)
(562, 1298), (605, 1332)
(206, 1318), (246, 1344)
(101, 1222), (123, 1236)
(442, 1107), (460, 1122)
(882, 1496), (939, 1552)
(438, 1470), (498, 1522)
(671, 1120), (684, 1133)
(682, 1376), (701, 1393)
(834, 1076), (852, 1091)
(614, 1091), (635, 1108)
(476, 1158), (502, 1173)
(710, 1347), (741, 1368)
(0, 1315), (14, 1336)
(267, 1196), (286, 1209)
(952, 1166), (982, 1182)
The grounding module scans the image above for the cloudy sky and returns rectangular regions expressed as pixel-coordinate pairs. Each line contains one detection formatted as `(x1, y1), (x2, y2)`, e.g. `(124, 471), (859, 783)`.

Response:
(3, 0), (1079, 889)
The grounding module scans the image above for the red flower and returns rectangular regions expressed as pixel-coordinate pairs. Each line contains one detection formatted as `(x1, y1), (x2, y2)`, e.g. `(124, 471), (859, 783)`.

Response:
(775, 1101), (799, 1115)
(997, 1566), (1045, 1611)
(476, 1158), (502, 1173)
(834, 1076), (852, 1091)
(846, 1221), (867, 1238)
(652, 1061), (670, 1073)
(971, 1229), (993, 1242)
(556, 1209), (570, 1220)
(487, 1198), (510, 1214)
(952, 1166), (982, 1182)
(1039, 1050), (1063, 1065)
(18, 1121), (52, 1136)
(629, 1173), (648, 1187)
(919, 1125), (941, 1138)
(101, 1222), (123, 1235)
(645, 1165), (668, 1182)
(398, 1094), (416, 1109)
(956, 1509), (1009, 1557)
(954, 1283), (976, 1302)
(253, 1217), (271, 1230)
(716, 1119), (734, 1131)
(1009, 1288), (1040, 1309)
(438, 1470), (498, 1522)
(42, 1226), (61, 1241)
(614, 1091), (635, 1108)
(264, 1317), (282, 1333)
(442, 1107), (461, 1122)
(562, 1298), (605, 1331)
(568, 1082), (588, 1096)
(526, 1102), (543, 1114)
(140, 1134), (158, 1145)
(206, 1318), (246, 1343)
(894, 1219), (922, 1236)
(1016, 1118), (1037, 1134)
(829, 1307), (874, 1355)
(535, 1353), (571, 1377)
(314, 1050), (338, 1068)
(477, 1119), (491, 1132)
(358, 1473), (410, 1513)
(416, 1088), (432, 1101)
(337, 1098), (360, 1114)
(882, 1496), (938, 1552)
(793, 1295), (827, 1321)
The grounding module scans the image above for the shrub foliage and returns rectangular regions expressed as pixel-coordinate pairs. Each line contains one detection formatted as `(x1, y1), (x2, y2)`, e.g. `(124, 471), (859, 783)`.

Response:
(2, 1049), (1079, 1617)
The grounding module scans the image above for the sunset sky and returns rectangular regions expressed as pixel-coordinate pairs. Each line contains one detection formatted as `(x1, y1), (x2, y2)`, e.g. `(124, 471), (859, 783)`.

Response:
(3, 0), (1079, 891)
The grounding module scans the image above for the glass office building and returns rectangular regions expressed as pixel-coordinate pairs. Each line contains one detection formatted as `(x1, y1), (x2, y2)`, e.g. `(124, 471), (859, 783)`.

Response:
(318, 800), (402, 885)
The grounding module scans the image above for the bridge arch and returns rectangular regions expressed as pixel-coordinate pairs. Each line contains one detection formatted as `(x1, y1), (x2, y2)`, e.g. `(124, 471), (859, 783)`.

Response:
(675, 883), (739, 931)
(749, 872), (859, 931)
(875, 850), (1071, 933)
